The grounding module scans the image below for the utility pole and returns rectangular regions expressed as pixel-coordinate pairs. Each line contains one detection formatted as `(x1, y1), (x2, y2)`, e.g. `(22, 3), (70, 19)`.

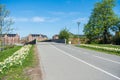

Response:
(77, 22), (80, 45)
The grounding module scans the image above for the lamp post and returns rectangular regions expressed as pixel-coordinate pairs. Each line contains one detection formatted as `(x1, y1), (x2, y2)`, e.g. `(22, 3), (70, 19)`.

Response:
(77, 22), (80, 45)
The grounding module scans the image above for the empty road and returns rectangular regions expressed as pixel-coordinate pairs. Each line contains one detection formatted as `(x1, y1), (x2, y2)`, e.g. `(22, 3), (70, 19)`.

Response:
(37, 42), (120, 80)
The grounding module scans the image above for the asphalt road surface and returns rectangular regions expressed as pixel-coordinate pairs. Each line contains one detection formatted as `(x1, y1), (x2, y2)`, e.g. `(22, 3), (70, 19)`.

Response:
(37, 42), (120, 80)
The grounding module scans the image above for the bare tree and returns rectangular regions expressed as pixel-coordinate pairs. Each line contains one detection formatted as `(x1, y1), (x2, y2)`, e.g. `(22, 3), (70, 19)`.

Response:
(0, 4), (14, 50)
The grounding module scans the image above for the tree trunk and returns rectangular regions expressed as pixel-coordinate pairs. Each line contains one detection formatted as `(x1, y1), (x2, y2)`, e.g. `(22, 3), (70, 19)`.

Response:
(103, 28), (108, 44)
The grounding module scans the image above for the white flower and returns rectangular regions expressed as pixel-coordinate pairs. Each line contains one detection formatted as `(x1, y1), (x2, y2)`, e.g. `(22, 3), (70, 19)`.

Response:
(80, 44), (120, 52)
(0, 45), (32, 73)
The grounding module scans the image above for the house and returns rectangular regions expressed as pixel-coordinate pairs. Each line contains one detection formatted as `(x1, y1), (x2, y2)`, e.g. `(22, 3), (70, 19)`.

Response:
(40, 34), (48, 41)
(2, 34), (20, 45)
(52, 34), (59, 40)
(28, 34), (48, 42)
(20, 36), (28, 44)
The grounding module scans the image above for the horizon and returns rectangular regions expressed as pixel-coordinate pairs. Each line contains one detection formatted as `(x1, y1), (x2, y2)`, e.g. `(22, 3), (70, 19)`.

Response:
(1, 0), (120, 38)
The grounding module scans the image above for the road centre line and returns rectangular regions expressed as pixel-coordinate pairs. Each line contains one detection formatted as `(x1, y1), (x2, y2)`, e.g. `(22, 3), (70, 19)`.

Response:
(60, 45), (84, 53)
(50, 45), (120, 80)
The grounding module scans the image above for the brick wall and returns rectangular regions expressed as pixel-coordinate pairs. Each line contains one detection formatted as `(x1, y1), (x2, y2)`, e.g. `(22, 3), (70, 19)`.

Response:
(28, 34), (47, 42)
(4, 34), (20, 45)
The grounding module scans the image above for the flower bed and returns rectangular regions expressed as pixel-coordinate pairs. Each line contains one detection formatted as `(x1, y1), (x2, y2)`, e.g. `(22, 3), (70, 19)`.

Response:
(0, 45), (32, 73)
(80, 44), (120, 53)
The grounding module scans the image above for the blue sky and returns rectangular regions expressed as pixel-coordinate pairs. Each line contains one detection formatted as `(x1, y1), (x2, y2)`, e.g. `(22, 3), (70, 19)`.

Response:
(1, 0), (120, 38)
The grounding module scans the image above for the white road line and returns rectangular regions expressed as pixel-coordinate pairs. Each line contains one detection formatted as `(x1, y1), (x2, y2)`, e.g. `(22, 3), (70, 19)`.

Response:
(94, 55), (120, 65)
(62, 45), (90, 54)
(61, 45), (120, 64)
(61, 45), (81, 52)
(51, 45), (120, 80)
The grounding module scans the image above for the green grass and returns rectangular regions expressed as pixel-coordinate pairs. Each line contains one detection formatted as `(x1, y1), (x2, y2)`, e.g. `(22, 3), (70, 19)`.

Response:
(87, 44), (120, 49)
(0, 45), (36, 80)
(77, 44), (120, 56)
(0, 46), (22, 62)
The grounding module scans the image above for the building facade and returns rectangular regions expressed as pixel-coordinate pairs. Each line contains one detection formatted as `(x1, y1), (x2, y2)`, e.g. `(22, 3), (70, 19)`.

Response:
(28, 34), (48, 42)
(52, 34), (59, 40)
(3, 34), (20, 45)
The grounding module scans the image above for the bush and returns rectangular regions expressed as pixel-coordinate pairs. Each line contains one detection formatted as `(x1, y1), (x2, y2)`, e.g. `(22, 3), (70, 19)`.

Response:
(59, 28), (70, 43)
(112, 32), (120, 45)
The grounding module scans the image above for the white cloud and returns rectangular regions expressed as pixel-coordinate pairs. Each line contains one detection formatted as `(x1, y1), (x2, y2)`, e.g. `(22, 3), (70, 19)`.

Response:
(47, 18), (60, 22)
(73, 17), (89, 24)
(11, 16), (59, 23)
(32, 17), (45, 22)
(12, 17), (29, 22)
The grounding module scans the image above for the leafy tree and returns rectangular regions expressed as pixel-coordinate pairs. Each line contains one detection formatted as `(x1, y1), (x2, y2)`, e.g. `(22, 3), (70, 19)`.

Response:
(84, 0), (118, 44)
(84, 23), (99, 43)
(110, 17), (120, 32)
(59, 28), (70, 43)
(113, 32), (120, 45)
(112, 17), (120, 45)
(115, 17), (120, 31)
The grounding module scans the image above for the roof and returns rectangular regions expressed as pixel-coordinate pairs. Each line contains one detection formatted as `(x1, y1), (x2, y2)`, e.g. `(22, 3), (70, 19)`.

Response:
(41, 35), (47, 38)
(0, 34), (18, 37)
(52, 34), (59, 38)
(6, 34), (17, 37)
(30, 34), (47, 38)
(31, 34), (40, 37)
(53, 34), (59, 36)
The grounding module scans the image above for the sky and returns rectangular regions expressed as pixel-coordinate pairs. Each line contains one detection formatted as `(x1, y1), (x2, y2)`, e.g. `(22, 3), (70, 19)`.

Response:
(1, 0), (120, 38)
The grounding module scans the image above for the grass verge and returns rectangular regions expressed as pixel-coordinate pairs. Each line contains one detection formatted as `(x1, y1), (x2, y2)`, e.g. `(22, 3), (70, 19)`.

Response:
(0, 46), (22, 62)
(76, 44), (120, 56)
(0, 45), (36, 80)
(86, 44), (120, 49)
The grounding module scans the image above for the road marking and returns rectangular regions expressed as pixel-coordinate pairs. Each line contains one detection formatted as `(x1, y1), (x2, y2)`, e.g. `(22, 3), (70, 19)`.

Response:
(51, 45), (120, 80)
(61, 45), (89, 54)
(60, 45), (120, 64)
(94, 55), (120, 65)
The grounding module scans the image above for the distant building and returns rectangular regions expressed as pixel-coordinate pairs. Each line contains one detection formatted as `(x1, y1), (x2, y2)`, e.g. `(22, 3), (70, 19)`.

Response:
(28, 34), (48, 42)
(52, 34), (59, 39)
(20, 36), (28, 44)
(2, 34), (20, 45)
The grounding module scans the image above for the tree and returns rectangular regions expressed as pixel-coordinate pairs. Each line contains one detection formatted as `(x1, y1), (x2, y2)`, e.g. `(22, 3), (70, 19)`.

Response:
(84, 22), (99, 43)
(84, 0), (118, 44)
(115, 17), (120, 31)
(59, 28), (70, 43)
(111, 17), (120, 45)
(0, 5), (14, 35)
(0, 4), (14, 48)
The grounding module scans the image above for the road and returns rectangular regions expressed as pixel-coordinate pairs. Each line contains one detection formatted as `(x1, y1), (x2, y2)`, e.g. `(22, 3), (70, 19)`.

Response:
(37, 42), (120, 80)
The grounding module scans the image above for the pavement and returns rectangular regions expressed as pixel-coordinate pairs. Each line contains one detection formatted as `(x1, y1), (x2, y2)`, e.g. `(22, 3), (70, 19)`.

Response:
(37, 42), (120, 80)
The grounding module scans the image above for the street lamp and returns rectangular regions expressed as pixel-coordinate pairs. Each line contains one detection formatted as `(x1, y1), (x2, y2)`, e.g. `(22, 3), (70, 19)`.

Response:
(77, 22), (80, 45)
